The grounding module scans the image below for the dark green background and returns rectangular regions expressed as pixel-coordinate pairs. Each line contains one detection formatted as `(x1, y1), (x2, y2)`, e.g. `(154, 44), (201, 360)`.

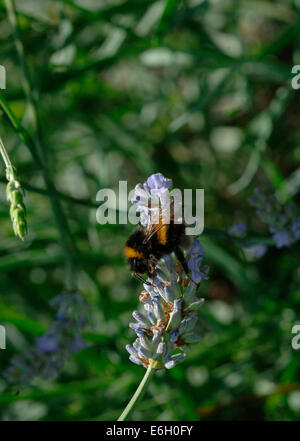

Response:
(0, 0), (300, 421)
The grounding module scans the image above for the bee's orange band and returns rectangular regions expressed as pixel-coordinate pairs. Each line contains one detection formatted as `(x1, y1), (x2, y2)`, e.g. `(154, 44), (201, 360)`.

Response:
(157, 225), (168, 245)
(124, 246), (144, 259)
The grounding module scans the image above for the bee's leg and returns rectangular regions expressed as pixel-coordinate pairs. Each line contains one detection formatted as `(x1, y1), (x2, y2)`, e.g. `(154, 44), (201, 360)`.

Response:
(174, 246), (189, 275)
(131, 272), (151, 286)
(174, 249), (200, 288)
(148, 257), (157, 285)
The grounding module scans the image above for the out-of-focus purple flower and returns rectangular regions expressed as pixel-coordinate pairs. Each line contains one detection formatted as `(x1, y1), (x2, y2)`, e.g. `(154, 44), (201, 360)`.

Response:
(70, 335), (87, 352)
(248, 188), (300, 249)
(273, 231), (292, 248)
(4, 291), (89, 386)
(36, 336), (59, 354)
(292, 218), (300, 240)
(4, 355), (35, 385)
(228, 222), (247, 237)
(248, 187), (264, 206)
(56, 310), (66, 322)
(245, 244), (268, 259)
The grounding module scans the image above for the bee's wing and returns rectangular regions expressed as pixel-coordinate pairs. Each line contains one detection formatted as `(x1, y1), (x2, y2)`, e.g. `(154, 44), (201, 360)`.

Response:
(142, 222), (165, 244)
(142, 200), (179, 244)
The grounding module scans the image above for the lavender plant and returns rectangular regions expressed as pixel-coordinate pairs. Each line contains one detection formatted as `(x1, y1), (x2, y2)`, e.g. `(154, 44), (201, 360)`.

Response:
(228, 188), (299, 259)
(119, 174), (209, 420)
(5, 291), (89, 385)
(228, 222), (247, 238)
(228, 222), (268, 259)
(248, 188), (300, 248)
(126, 242), (208, 371)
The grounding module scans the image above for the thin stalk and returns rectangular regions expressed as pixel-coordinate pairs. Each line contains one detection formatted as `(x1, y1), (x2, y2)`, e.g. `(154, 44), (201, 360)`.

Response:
(0, 176), (99, 209)
(118, 362), (155, 421)
(0, 136), (12, 168)
(4, 0), (38, 134)
(0, 95), (43, 168)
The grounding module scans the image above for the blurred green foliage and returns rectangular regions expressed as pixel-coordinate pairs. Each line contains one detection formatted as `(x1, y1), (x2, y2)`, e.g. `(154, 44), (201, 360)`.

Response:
(0, 0), (300, 421)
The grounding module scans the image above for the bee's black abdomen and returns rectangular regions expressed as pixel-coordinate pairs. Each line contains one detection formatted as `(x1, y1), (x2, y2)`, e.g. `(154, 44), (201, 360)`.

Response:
(124, 221), (187, 279)
(125, 228), (149, 256)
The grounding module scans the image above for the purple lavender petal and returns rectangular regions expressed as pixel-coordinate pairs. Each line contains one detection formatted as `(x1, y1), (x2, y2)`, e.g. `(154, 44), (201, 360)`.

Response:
(292, 218), (300, 241)
(228, 222), (247, 237)
(146, 173), (172, 191)
(36, 335), (59, 354)
(273, 231), (292, 248)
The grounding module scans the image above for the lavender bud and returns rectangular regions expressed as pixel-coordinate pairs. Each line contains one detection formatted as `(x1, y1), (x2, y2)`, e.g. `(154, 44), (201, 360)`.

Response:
(164, 286), (174, 302)
(152, 329), (162, 349)
(132, 311), (150, 327)
(185, 298), (205, 311)
(138, 335), (153, 352)
(168, 299), (182, 330)
(170, 273), (182, 299)
(183, 281), (196, 304)
(163, 254), (174, 272)
(179, 313), (198, 334)
(156, 342), (166, 356)
(146, 310), (156, 325)
(129, 355), (143, 366)
(165, 353), (187, 369)
(138, 346), (152, 359)
(170, 330), (179, 343)
(126, 344), (138, 357)
(152, 296), (165, 321)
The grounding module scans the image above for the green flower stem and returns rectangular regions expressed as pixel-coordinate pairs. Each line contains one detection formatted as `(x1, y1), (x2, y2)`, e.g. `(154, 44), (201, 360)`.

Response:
(0, 95), (43, 168)
(0, 136), (12, 169)
(118, 362), (155, 421)
(4, 0), (38, 134)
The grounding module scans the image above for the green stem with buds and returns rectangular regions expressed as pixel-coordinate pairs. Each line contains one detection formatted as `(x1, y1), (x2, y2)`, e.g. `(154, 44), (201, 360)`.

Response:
(0, 136), (27, 240)
(118, 361), (155, 421)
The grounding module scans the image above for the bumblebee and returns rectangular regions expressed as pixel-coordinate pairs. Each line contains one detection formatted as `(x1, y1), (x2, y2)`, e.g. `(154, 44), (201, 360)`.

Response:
(125, 217), (189, 281)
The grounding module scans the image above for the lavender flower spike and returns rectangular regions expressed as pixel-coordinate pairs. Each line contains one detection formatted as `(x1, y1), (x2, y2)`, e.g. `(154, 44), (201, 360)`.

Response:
(127, 240), (208, 370)
(131, 173), (173, 226)
(248, 188), (300, 249)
